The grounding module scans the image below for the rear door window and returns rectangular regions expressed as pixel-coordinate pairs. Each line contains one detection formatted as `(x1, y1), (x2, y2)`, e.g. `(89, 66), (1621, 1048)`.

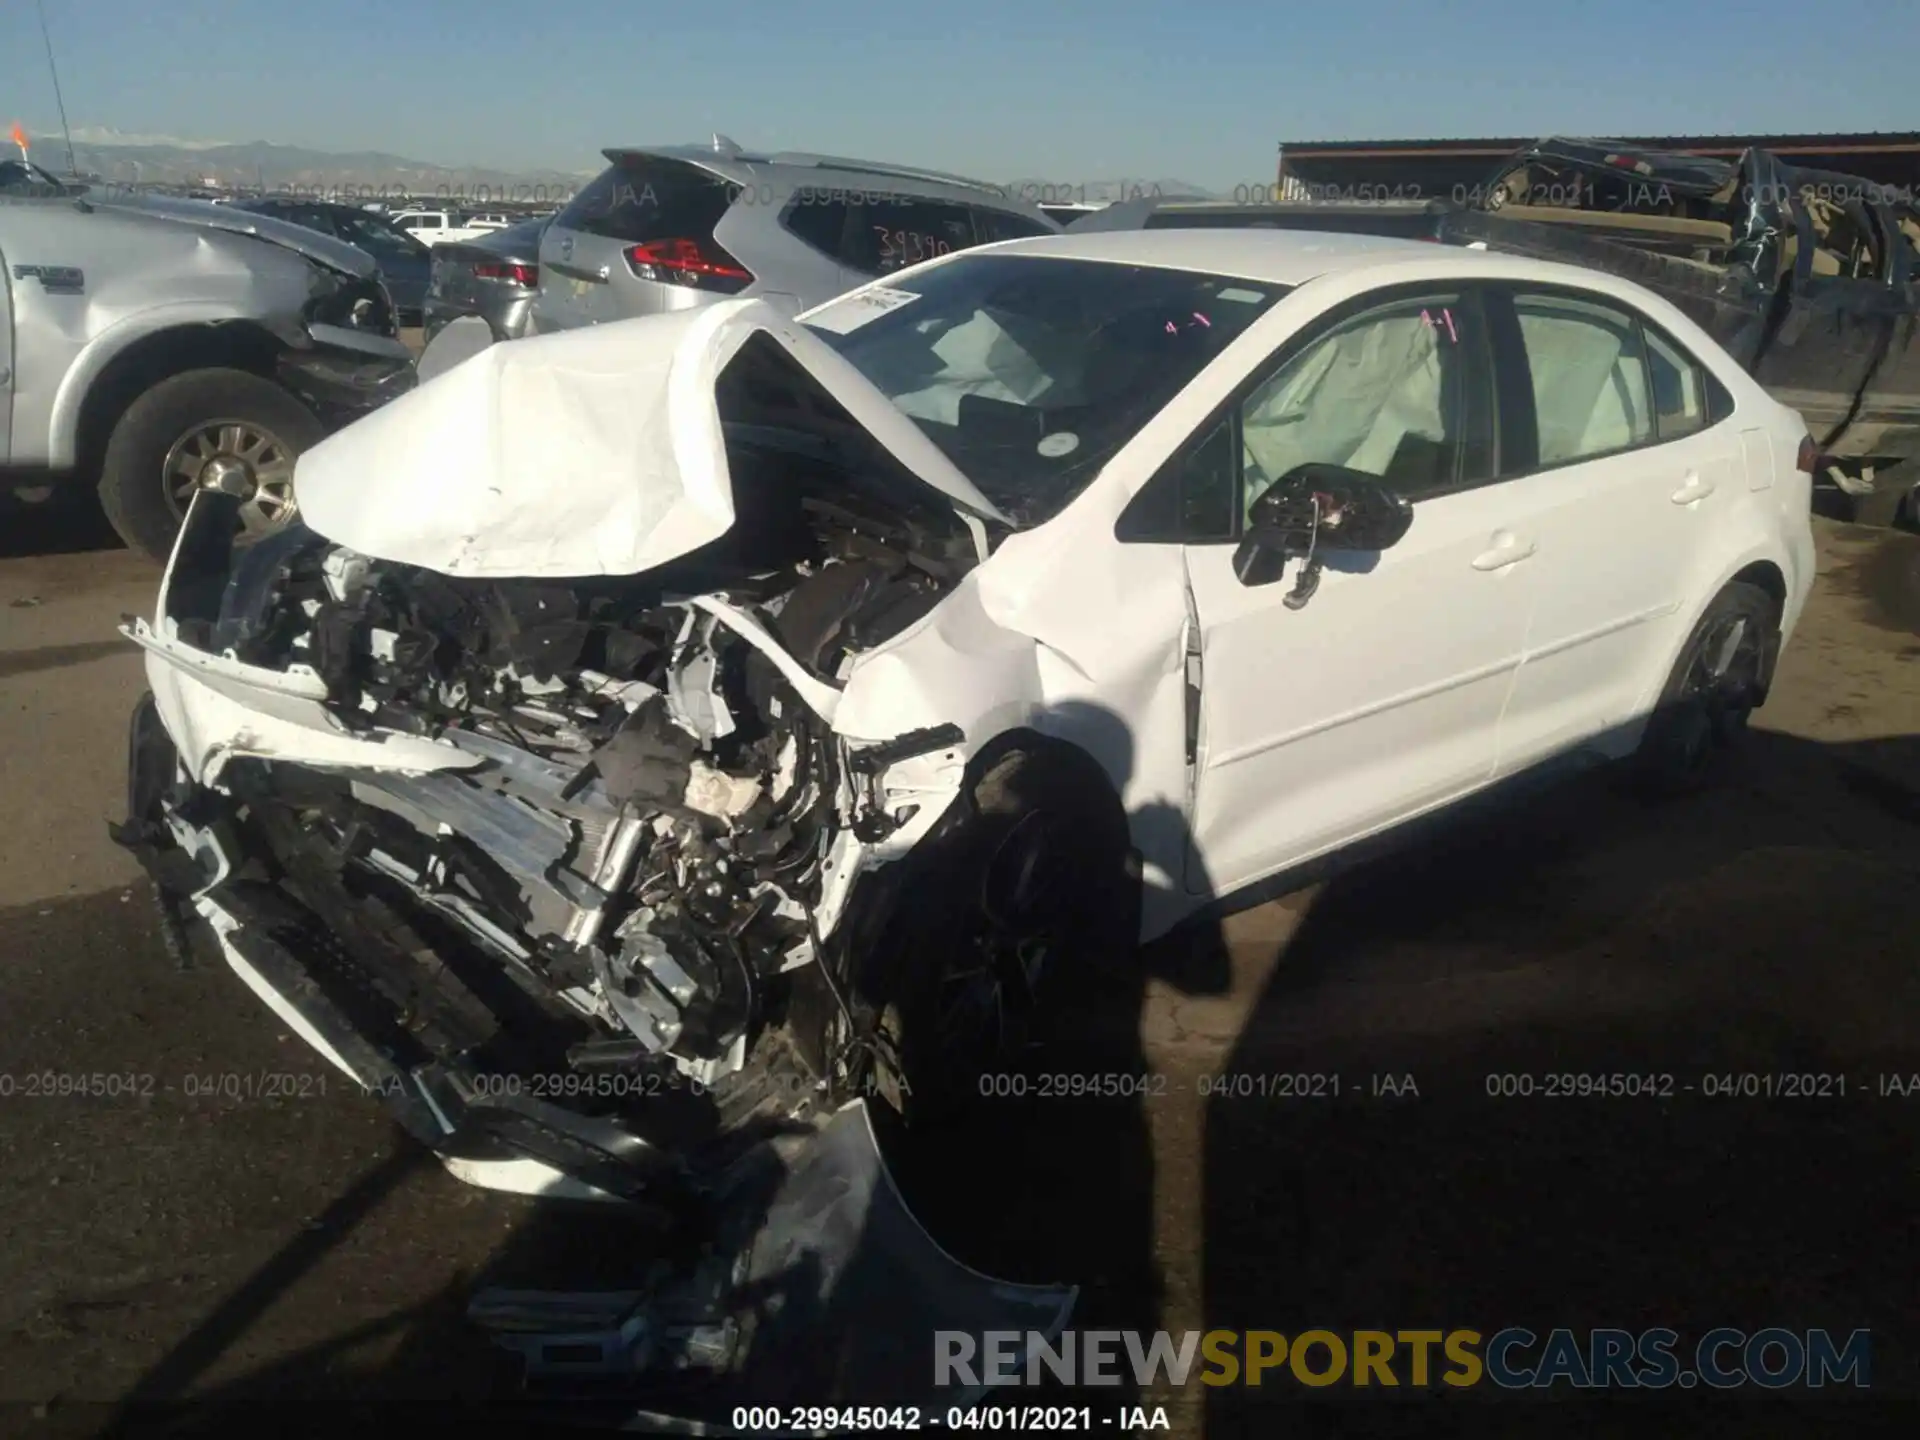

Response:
(1511, 292), (1654, 466)
(554, 159), (735, 245)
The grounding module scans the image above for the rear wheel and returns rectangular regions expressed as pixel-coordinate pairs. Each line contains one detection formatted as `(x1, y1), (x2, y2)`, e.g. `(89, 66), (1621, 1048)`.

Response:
(98, 368), (321, 562)
(1633, 581), (1778, 794)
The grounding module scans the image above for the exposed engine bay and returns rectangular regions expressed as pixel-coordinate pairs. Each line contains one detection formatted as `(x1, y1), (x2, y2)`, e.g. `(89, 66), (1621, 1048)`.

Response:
(114, 315), (1093, 1405)
(123, 424), (988, 1179)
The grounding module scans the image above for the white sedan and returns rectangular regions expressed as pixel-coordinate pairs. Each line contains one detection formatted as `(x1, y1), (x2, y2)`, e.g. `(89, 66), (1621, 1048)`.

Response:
(122, 229), (1815, 1197)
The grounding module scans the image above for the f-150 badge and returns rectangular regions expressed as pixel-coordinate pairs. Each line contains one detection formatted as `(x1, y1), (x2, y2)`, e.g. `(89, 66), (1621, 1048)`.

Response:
(12, 264), (85, 294)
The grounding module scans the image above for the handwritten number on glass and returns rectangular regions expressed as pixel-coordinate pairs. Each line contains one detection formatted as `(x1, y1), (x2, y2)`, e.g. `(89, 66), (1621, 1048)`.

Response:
(874, 226), (954, 269)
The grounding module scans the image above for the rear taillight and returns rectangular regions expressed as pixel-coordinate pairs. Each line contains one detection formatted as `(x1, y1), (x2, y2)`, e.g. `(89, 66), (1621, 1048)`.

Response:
(472, 261), (537, 287)
(623, 237), (752, 293)
(1796, 436), (1819, 474)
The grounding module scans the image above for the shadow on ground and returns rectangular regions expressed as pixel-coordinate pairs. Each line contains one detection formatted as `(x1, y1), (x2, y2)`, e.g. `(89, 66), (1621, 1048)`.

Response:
(77, 724), (1920, 1436)
(1198, 728), (1920, 1437)
(0, 488), (125, 561)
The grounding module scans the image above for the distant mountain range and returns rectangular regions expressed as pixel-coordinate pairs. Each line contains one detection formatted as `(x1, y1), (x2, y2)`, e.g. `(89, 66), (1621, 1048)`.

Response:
(17, 127), (595, 198)
(12, 129), (1221, 205)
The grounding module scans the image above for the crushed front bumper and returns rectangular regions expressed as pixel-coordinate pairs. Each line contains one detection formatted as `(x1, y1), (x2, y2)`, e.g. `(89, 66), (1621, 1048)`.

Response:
(114, 689), (1075, 1414)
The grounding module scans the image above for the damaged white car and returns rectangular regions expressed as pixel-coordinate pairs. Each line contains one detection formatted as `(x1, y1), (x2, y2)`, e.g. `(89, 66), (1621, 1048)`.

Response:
(116, 230), (1815, 1401)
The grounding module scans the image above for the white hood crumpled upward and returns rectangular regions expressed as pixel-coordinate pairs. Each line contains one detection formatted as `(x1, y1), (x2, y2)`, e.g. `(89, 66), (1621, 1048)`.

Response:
(292, 298), (1010, 579)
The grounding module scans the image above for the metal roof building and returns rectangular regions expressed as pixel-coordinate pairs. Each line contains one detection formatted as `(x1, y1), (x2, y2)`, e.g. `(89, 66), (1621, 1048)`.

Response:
(1276, 134), (1920, 202)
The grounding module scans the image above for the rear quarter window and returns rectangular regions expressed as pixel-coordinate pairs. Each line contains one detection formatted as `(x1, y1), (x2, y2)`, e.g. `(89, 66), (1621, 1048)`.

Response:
(781, 198), (853, 261)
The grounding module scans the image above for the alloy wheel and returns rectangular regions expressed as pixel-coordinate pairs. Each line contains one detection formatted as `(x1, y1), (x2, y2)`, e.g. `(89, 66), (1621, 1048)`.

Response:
(935, 812), (1067, 1062)
(162, 420), (298, 541)
(1676, 613), (1763, 761)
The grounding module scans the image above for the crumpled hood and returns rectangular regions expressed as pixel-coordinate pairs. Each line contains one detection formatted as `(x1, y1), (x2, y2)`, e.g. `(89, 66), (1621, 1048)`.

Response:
(90, 192), (378, 278)
(292, 298), (1011, 578)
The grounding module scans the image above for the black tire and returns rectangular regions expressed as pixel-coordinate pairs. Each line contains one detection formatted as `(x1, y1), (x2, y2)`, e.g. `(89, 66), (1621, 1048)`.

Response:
(1632, 581), (1779, 795)
(97, 368), (322, 562)
(857, 739), (1140, 1122)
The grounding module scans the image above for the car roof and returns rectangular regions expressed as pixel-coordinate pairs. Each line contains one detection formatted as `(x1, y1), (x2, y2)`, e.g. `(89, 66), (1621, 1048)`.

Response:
(602, 140), (1012, 200)
(962, 229), (1723, 334)
(977, 228), (1456, 286)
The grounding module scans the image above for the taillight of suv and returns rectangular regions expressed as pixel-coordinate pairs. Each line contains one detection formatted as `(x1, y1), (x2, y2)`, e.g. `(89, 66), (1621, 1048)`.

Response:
(623, 237), (752, 294)
(472, 260), (538, 287)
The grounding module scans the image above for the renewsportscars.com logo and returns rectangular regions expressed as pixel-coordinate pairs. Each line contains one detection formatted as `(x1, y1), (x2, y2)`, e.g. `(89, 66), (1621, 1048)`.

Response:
(934, 1328), (1872, 1390)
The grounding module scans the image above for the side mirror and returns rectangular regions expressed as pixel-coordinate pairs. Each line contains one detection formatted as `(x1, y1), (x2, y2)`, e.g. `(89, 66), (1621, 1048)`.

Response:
(1232, 464), (1414, 605)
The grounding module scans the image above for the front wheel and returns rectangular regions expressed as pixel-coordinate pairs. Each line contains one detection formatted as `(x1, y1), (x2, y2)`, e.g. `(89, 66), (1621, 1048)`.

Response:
(1632, 581), (1779, 794)
(98, 368), (322, 562)
(857, 740), (1141, 1122)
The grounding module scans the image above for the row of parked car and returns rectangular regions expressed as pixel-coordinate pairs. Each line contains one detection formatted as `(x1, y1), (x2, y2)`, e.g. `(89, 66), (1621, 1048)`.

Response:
(417, 134), (1920, 530)
(3, 134), (1918, 562)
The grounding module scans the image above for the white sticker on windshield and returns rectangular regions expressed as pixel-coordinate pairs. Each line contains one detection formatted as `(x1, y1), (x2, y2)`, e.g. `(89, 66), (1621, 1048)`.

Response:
(1037, 431), (1080, 458)
(1216, 287), (1267, 304)
(803, 286), (921, 334)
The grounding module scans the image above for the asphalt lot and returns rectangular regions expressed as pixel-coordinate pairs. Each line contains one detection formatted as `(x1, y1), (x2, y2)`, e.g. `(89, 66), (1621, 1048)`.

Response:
(0, 493), (1917, 1437)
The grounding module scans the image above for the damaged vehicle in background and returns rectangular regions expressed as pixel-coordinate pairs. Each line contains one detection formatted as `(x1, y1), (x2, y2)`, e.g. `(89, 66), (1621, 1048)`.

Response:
(1453, 139), (1920, 529)
(422, 214), (551, 344)
(115, 230), (1815, 1408)
(0, 156), (416, 560)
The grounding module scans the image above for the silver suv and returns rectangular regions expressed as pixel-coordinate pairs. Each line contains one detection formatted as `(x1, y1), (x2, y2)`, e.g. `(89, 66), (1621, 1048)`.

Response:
(530, 136), (1060, 331)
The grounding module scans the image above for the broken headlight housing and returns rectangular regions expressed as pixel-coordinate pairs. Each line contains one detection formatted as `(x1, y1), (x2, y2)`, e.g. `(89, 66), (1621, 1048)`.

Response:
(305, 266), (400, 340)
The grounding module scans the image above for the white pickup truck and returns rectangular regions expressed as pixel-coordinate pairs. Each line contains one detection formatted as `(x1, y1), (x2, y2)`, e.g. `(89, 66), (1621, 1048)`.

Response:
(388, 209), (509, 246)
(0, 158), (416, 559)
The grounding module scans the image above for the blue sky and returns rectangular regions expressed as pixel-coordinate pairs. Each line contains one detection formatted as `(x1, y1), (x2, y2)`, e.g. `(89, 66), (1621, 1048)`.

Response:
(4, 0), (1917, 186)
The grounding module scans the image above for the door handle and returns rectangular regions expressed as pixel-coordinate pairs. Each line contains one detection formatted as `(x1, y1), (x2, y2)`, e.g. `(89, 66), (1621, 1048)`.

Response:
(1671, 475), (1717, 505)
(1472, 534), (1536, 571)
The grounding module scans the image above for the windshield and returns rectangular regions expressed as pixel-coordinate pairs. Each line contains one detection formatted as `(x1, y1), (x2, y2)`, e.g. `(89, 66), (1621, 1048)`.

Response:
(803, 253), (1287, 526)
